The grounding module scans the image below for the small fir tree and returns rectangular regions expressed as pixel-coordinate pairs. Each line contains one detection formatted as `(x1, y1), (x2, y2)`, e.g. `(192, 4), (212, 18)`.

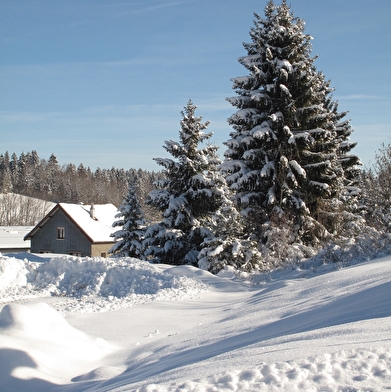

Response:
(143, 100), (224, 265)
(109, 182), (145, 258)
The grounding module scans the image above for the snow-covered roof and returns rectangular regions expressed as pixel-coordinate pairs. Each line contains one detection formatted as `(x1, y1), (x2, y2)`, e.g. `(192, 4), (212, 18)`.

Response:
(25, 203), (119, 243)
(60, 203), (119, 242)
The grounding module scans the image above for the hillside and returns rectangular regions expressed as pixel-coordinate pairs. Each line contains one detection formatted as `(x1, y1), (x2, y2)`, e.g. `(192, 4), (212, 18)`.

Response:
(0, 193), (55, 226)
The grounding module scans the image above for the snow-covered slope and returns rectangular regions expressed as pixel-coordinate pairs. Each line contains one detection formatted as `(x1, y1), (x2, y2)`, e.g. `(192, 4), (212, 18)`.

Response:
(0, 253), (390, 391)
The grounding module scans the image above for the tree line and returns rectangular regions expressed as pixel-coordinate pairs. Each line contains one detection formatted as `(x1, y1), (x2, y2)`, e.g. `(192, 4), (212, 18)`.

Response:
(0, 150), (162, 225)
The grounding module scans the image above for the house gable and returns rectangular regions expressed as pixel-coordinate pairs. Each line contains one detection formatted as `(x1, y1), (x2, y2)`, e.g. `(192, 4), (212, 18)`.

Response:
(26, 207), (92, 256)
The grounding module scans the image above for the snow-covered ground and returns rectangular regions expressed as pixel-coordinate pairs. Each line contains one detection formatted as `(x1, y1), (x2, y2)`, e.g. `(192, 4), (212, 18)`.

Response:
(0, 252), (390, 392)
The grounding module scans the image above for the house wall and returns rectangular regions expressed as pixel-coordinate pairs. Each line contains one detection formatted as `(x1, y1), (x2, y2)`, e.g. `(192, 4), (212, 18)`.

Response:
(30, 209), (92, 256)
(91, 243), (113, 258)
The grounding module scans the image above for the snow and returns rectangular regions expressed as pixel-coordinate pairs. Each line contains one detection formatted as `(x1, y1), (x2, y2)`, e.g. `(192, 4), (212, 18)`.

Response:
(279, 84), (292, 98)
(309, 180), (330, 191)
(277, 59), (293, 73)
(58, 203), (118, 243)
(0, 226), (33, 250)
(289, 160), (306, 178)
(1, 252), (391, 391)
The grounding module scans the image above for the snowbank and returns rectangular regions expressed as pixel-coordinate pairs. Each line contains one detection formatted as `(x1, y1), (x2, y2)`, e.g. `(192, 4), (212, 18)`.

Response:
(0, 254), (209, 313)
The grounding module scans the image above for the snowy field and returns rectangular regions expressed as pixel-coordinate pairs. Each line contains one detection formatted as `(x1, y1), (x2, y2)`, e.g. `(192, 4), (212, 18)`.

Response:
(0, 252), (390, 391)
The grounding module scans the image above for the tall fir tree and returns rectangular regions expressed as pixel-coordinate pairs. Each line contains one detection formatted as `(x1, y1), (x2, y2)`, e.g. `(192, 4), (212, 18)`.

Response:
(109, 182), (145, 258)
(222, 0), (359, 246)
(144, 100), (224, 265)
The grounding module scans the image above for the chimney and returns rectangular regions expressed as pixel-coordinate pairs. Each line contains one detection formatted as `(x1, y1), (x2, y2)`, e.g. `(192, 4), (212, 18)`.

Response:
(90, 203), (96, 220)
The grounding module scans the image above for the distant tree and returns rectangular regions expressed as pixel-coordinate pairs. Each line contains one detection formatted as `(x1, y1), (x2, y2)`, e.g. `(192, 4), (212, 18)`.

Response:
(109, 182), (145, 258)
(135, 169), (163, 223)
(144, 100), (224, 265)
(0, 152), (12, 193)
(25, 150), (41, 196)
(222, 0), (360, 247)
(361, 141), (391, 231)
(43, 153), (61, 198)
(0, 168), (12, 194)
(10, 153), (19, 192)
(17, 152), (28, 193)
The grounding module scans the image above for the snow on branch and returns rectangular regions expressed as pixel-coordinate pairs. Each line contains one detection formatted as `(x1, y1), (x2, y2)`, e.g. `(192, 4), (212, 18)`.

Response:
(289, 160), (306, 178)
(289, 131), (312, 145)
(279, 84), (292, 98)
(250, 91), (271, 104)
(251, 121), (277, 141)
(276, 59), (293, 73)
(231, 75), (255, 89)
(309, 181), (330, 191)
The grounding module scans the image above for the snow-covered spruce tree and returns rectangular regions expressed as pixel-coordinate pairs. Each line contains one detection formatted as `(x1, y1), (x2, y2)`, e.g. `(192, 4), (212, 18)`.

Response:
(197, 181), (263, 274)
(109, 182), (145, 258)
(222, 0), (359, 247)
(143, 100), (224, 265)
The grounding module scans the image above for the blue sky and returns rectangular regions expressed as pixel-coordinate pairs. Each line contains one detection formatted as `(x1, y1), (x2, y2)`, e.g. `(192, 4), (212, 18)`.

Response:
(1, 0), (390, 171)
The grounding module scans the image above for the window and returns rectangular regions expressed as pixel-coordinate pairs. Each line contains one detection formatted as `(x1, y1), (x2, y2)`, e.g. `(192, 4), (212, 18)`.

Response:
(57, 227), (65, 239)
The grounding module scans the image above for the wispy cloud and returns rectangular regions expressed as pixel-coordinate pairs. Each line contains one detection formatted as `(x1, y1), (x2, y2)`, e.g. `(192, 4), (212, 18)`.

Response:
(96, 0), (196, 15)
(0, 51), (202, 76)
(0, 104), (180, 130)
(336, 94), (386, 101)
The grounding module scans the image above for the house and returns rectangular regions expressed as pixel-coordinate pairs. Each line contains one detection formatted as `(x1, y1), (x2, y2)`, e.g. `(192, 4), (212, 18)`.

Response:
(0, 226), (34, 254)
(24, 203), (119, 257)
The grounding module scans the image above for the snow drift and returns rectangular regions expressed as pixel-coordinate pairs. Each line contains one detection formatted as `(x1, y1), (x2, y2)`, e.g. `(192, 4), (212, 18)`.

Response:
(0, 253), (390, 391)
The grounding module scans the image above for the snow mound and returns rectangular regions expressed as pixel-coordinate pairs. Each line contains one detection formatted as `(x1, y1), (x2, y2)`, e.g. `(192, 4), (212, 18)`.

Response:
(71, 366), (126, 382)
(0, 255), (209, 313)
(0, 302), (116, 386)
(0, 302), (108, 349)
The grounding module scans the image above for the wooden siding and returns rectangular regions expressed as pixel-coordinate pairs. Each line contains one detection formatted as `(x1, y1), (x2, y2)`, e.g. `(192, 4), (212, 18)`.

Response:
(30, 208), (92, 256)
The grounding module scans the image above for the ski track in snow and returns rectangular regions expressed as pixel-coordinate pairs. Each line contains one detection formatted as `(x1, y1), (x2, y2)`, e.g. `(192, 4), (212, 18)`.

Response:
(0, 252), (391, 391)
